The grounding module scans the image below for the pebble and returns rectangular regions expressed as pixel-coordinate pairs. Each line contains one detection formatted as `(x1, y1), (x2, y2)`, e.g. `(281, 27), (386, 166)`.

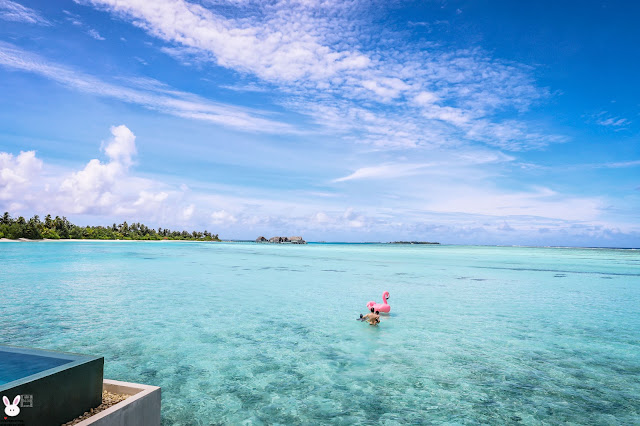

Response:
(61, 390), (129, 425)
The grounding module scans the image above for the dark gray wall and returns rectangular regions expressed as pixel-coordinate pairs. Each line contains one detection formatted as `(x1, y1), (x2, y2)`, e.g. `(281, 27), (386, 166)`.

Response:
(4, 357), (103, 426)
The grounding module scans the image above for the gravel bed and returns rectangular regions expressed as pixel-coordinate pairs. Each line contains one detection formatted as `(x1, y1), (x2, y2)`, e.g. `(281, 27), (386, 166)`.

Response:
(61, 390), (129, 425)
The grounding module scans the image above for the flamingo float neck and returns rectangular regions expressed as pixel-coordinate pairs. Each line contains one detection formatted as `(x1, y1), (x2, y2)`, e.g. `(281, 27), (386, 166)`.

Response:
(365, 291), (391, 314)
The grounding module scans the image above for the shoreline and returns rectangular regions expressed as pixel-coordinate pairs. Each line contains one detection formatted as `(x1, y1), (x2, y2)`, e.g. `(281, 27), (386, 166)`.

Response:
(0, 238), (219, 243)
(0, 238), (637, 250)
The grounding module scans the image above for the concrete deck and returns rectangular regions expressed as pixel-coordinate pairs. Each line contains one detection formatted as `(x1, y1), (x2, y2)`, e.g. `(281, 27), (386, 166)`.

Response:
(74, 379), (161, 426)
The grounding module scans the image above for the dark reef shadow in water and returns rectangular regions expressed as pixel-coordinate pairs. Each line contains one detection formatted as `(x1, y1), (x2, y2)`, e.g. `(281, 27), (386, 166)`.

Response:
(473, 265), (640, 277)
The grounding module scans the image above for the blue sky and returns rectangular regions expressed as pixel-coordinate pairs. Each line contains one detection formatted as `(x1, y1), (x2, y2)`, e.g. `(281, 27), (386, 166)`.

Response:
(0, 0), (638, 245)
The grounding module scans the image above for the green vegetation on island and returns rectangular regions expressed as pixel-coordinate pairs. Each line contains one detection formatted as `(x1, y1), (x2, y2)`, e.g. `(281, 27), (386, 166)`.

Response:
(0, 212), (220, 241)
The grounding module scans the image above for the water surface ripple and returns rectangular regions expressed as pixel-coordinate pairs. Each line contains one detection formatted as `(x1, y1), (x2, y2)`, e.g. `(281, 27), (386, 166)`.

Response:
(1, 242), (639, 424)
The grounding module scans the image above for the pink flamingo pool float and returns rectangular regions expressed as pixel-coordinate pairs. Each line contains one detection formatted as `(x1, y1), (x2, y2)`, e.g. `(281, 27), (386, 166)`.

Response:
(367, 291), (390, 314)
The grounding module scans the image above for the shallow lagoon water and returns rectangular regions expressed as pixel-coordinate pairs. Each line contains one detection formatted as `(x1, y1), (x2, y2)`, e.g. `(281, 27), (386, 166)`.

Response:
(1, 242), (639, 424)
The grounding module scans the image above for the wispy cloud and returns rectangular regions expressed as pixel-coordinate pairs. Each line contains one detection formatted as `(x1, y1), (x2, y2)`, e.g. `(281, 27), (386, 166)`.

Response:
(593, 111), (631, 128)
(87, 28), (106, 40)
(0, 0), (50, 25)
(407, 20), (449, 33)
(1, 125), (635, 245)
(597, 117), (630, 127)
(62, 9), (83, 26)
(0, 42), (297, 134)
(333, 163), (436, 182)
(219, 83), (270, 93)
(600, 160), (640, 168)
(0, 1), (636, 246)
(76, 0), (562, 151)
(333, 149), (514, 182)
(62, 10), (107, 42)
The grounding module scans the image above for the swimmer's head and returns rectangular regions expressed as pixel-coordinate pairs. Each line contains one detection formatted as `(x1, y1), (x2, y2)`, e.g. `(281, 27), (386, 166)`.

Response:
(370, 307), (375, 313)
(375, 311), (379, 315)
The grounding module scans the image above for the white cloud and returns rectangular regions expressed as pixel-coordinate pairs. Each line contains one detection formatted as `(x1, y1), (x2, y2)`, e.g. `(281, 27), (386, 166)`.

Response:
(412, 91), (439, 106)
(0, 151), (43, 200)
(422, 105), (471, 126)
(59, 125), (141, 214)
(211, 210), (237, 224)
(219, 82), (270, 93)
(497, 221), (515, 232)
(311, 211), (331, 223)
(77, 0), (560, 151)
(563, 159), (640, 170)
(0, 42), (297, 134)
(333, 150), (513, 182)
(87, 28), (106, 40)
(79, 0), (371, 83)
(361, 78), (409, 101)
(59, 158), (121, 213)
(0, 126), (172, 219)
(342, 207), (366, 228)
(602, 160), (640, 168)
(0, 0), (50, 25)
(182, 204), (195, 220)
(424, 186), (604, 222)
(464, 119), (567, 151)
(333, 163), (435, 182)
(598, 118), (628, 127)
(102, 125), (137, 166)
(0, 126), (636, 246)
(133, 191), (168, 207)
(594, 111), (630, 128)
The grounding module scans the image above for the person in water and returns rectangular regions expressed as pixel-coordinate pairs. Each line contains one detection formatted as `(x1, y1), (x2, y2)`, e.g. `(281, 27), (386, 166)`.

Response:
(359, 308), (380, 325)
(360, 307), (375, 322)
(371, 311), (381, 326)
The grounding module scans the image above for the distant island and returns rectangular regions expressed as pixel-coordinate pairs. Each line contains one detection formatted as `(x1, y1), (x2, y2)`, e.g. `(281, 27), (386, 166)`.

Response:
(256, 236), (306, 244)
(0, 212), (220, 241)
(389, 241), (440, 245)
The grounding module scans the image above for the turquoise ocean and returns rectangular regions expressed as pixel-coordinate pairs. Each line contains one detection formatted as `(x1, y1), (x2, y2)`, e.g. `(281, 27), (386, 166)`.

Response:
(1, 241), (639, 424)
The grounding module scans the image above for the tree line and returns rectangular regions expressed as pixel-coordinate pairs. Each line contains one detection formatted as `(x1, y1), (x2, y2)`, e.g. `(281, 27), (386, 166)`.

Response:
(0, 212), (220, 241)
